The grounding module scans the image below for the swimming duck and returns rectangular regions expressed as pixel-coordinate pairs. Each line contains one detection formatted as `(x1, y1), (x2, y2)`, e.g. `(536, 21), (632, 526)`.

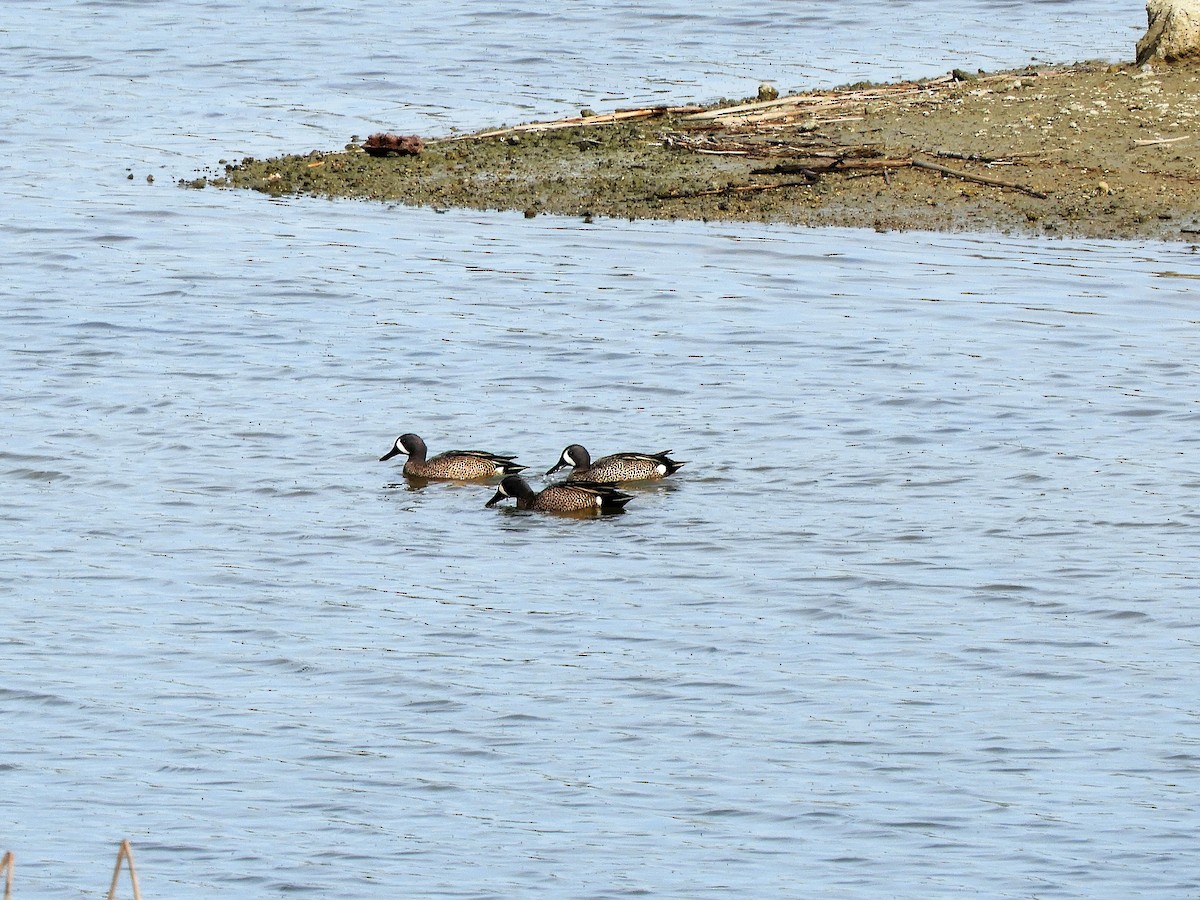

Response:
(545, 444), (685, 483)
(380, 433), (525, 480)
(485, 475), (633, 513)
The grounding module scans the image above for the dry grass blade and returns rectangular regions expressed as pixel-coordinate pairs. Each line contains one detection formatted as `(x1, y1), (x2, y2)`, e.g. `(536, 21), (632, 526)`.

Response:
(2, 851), (13, 900)
(106, 840), (142, 900)
(1131, 135), (1190, 147)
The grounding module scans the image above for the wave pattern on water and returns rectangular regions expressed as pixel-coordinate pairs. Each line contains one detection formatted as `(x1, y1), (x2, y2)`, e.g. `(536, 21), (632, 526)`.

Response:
(5, 202), (1200, 897)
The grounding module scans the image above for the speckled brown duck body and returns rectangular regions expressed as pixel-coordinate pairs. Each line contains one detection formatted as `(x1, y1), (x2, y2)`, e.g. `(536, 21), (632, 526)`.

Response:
(545, 444), (685, 484)
(485, 475), (633, 514)
(380, 433), (524, 480)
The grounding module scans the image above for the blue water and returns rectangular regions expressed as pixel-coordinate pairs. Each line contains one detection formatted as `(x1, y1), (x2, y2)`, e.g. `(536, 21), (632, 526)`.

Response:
(5, 1), (1200, 897)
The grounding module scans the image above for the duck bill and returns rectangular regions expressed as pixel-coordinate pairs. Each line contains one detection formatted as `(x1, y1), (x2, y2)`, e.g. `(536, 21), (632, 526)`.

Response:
(380, 446), (402, 461)
(544, 461), (566, 475)
(485, 489), (505, 508)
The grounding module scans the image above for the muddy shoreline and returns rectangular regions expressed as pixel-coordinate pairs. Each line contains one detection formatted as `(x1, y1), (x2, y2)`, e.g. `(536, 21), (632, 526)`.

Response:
(200, 60), (1200, 241)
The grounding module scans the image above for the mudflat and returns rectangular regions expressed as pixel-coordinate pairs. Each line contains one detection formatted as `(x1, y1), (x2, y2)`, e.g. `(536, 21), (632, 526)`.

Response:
(204, 61), (1200, 241)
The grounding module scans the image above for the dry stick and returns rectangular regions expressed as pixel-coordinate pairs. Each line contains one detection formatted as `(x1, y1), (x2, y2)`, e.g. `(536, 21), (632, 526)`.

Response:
(830, 158), (913, 170)
(684, 78), (957, 122)
(652, 179), (816, 201)
(758, 155), (1046, 196)
(440, 106), (705, 142)
(686, 134), (1046, 197)
(438, 64), (1081, 144)
(106, 840), (142, 900)
(2, 851), (13, 900)
(752, 158), (910, 174)
(932, 148), (1054, 164)
(911, 158), (1048, 198)
(691, 67), (1082, 128)
(686, 79), (991, 126)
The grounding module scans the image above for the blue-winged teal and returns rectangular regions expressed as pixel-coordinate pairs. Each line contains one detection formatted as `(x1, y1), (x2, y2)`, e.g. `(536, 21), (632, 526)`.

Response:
(380, 433), (525, 480)
(485, 475), (633, 514)
(545, 444), (685, 483)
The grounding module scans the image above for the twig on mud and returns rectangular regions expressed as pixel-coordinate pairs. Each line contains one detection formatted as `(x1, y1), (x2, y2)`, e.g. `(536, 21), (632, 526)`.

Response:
(649, 179), (818, 201)
(690, 135), (1048, 197)
(680, 66), (1077, 129)
(1131, 135), (1190, 147)
(910, 158), (1048, 198)
(751, 157), (910, 175)
(929, 148), (1056, 164)
(440, 106), (705, 141)
(683, 77), (958, 126)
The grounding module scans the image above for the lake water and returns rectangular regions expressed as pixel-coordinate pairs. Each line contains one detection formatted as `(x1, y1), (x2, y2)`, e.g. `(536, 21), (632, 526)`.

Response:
(4, 1), (1200, 897)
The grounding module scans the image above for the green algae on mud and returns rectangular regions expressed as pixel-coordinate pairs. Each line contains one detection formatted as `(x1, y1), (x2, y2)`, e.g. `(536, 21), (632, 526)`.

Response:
(202, 61), (1200, 241)
(212, 118), (754, 220)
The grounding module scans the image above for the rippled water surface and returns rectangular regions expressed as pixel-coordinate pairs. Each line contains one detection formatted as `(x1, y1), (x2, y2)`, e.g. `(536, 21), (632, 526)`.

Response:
(4, 1), (1200, 897)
